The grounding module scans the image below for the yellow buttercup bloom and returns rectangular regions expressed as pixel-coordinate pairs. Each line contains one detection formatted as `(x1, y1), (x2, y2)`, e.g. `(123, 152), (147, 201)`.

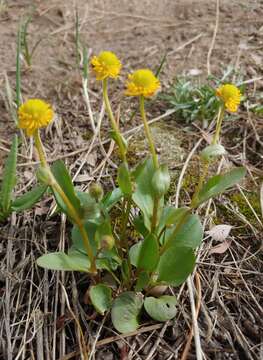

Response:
(18, 99), (54, 136)
(91, 51), (122, 80)
(216, 84), (241, 112)
(125, 69), (160, 98)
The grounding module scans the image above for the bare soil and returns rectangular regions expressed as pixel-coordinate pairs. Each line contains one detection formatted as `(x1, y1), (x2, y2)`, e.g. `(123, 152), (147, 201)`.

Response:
(0, 1), (263, 359)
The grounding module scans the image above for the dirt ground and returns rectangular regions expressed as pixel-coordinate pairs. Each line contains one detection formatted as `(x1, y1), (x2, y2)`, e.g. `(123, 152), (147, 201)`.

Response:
(0, 0), (263, 359)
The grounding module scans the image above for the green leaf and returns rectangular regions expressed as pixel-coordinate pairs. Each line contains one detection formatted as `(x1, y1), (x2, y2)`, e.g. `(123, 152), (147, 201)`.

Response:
(95, 217), (113, 247)
(89, 284), (112, 315)
(111, 292), (143, 333)
(109, 130), (127, 153)
(135, 271), (150, 292)
(12, 184), (47, 212)
(101, 187), (123, 211)
(194, 167), (246, 206)
(96, 254), (120, 271)
(133, 215), (149, 237)
(129, 241), (142, 267)
(138, 234), (159, 271)
(144, 295), (177, 322)
(200, 144), (226, 162)
(71, 221), (97, 255)
(121, 259), (130, 284)
(36, 250), (90, 272)
(76, 191), (101, 221)
(158, 246), (195, 286)
(151, 164), (170, 197)
(36, 166), (52, 185)
(51, 160), (82, 218)
(71, 222), (120, 270)
(0, 135), (18, 213)
(158, 207), (189, 230)
(89, 183), (104, 201)
(164, 214), (203, 249)
(133, 158), (163, 230)
(117, 162), (132, 195)
(0, 212), (5, 221)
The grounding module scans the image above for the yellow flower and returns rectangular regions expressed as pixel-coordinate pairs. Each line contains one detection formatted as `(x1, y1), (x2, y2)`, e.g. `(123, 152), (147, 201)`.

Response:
(216, 84), (241, 112)
(125, 69), (160, 98)
(18, 99), (54, 136)
(91, 51), (122, 80)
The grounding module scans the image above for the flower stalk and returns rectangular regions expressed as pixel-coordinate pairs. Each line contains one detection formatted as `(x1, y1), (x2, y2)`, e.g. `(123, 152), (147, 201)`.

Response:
(139, 96), (159, 169)
(139, 96), (161, 232)
(33, 130), (48, 168)
(212, 105), (225, 145)
(102, 79), (127, 163)
(33, 128), (97, 273)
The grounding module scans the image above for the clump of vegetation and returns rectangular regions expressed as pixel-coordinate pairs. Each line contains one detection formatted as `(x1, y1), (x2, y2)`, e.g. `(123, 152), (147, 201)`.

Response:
(247, 94), (263, 116)
(0, 135), (47, 221)
(163, 69), (245, 126)
(5, 48), (246, 336)
(231, 191), (261, 226)
(163, 79), (220, 126)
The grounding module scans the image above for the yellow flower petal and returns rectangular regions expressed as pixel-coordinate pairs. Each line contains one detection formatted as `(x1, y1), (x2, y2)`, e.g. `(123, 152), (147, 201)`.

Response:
(18, 99), (54, 136)
(125, 69), (160, 98)
(216, 84), (241, 112)
(91, 51), (122, 80)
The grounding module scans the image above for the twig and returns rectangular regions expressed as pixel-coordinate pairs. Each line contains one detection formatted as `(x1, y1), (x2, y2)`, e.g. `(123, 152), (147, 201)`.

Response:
(145, 322), (170, 360)
(59, 321), (174, 360)
(72, 103), (105, 181)
(181, 273), (202, 360)
(82, 77), (96, 133)
(175, 138), (202, 208)
(260, 183), (263, 219)
(59, 215), (66, 359)
(207, 0), (220, 75)
(168, 33), (204, 56)
(88, 313), (108, 360)
(4, 213), (16, 360)
(186, 276), (203, 360)
(60, 283), (88, 360)
(17, 109), (176, 167)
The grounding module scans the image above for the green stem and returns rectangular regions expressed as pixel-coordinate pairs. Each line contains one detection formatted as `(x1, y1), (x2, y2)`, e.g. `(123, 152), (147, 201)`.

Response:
(139, 95), (158, 169)
(16, 24), (22, 109)
(151, 197), (159, 233)
(24, 38), (31, 67)
(78, 224), (96, 273)
(108, 270), (121, 285)
(139, 95), (160, 232)
(102, 79), (127, 162)
(33, 130), (48, 168)
(120, 197), (132, 280)
(51, 181), (96, 273)
(120, 197), (132, 248)
(212, 105), (225, 145)
(33, 130), (96, 273)
(191, 105), (225, 208)
(190, 160), (209, 209)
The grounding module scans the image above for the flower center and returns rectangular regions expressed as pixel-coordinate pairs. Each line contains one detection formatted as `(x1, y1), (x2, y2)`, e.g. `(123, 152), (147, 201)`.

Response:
(98, 51), (120, 67)
(132, 69), (157, 88)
